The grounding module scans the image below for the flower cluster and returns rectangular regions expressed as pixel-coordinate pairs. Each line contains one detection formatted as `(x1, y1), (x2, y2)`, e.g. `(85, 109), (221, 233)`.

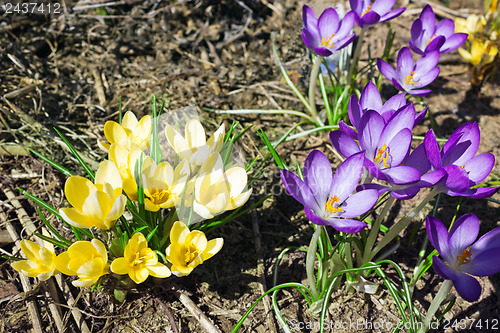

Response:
(12, 111), (250, 288)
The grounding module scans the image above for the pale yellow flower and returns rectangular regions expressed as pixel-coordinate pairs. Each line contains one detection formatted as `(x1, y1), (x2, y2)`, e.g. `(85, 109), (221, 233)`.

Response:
(455, 14), (487, 37)
(165, 119), (225, 173)
(188, 152), (252, 219)
(55, 239), (109, 287)
(108, 143), (145, 201)
(111, 233), (171, 284)
(165, 221), (223, 277)
(458, 39), (498, 66)
(98, 111), (152, 152)
(11, 240), (58, 281)
(59, 160), (127, 230)
(141, 157), (190, 212)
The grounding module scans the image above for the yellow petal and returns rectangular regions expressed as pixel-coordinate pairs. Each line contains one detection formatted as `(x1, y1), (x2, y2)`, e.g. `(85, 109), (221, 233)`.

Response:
(165, 125), (190, 160)
(193, 201), (214, 219)
(169, 221), (190, 244)
(129, 267), (149, 284)
(207, 123), (225, 153)
(121, 111), (139, 131)
(98, 140), (111, 153)
(39, 247), (56, 267)
(202, 238), (224, 261)
(147, 263), (171, 278)
(72, 278), (98, 288)
(59, 207), (96, 229)
(104, 195), (126, 229)
(37, 270), (56, 281)
(91, 239), (108, 262)
(77, 258), (107, 280)
(124, 233), (148, 261)
(228, 189), (252, 211)
(111, 257), (130, 275)
(55, 251), (75, 276)
(65, 176), (96, 211)
(185, 119), (206, 148)
(20, 240), (41, 262)
(95, 160), (122, 190)
(104, 121), (127, 144)
(134, 115), (152, 144)
(82, 191), (111, 224)
(185, 231), (208, 252)
(225, 167), (248, 198)
(170, 264), (193, 277)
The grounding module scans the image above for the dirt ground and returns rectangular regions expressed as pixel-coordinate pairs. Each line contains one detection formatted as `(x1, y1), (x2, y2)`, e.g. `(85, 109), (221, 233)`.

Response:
(1, 0), (500, 332)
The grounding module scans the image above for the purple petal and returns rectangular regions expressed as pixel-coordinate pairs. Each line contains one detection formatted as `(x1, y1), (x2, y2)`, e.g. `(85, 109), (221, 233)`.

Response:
(359, 111), (385, 154)
(448, 186), (499, 198)
(349, 0), (362, 15)
(327, 218), (367, 233)
(371, 0), (395, 15)
(452, 271), (482, 302)
(405, 143), (431, 174)
(432, 256), (455, 280)
(341, 189), (379, 218)
(470, 227), (500, 258)
(381, 94), (407, 117)
(336, 11), (356, 39)
(360, 81), (382, 112)
(442, 122), (480, 166)
(383, 165), (421, 185)
(420, 169), (446, 186)
(348, 95), (362, 128)
(397, 47), (414, 76)
(448, 214), (479, 260)
(303, 150), (332, 204)
(408, 88), (433, 96)
(435, 18), (455, 37)
(377, 58), (397, 82)
(384, 129), (412, 166)
(442, 164), (470, 193)
(304, 207), (330, 226)
(410, 19), (423, 46)
(426, 216), (451, 259)
(391, 187), (421, 200)
(409, 40), (425, 56)
(302, 29), (320, 50)
(330, 152), (365, 203)
(414, 106), (428, 125)
(424, 129), (441, 169)
(415, 51), (440, 78)
(424, 35), (445, 53)
(364, 157), (387, 180)
(361, 11), (381, 26)
(464, 153), (495, 185)
(379, 7), (406, 23)
(333, 34), (356, 51)
(464, 248), (500, 277)
(280, 170), (318, 211)
(318, 8), (340, 40)
(329, 130), (361, 158)
(313, 46), (334, 57)
(339, 120), (358, 140)
(415, 67), (440, 87)
(440, 33), (468, 53)
(381, 105), (416, 143)
(419, 5), (436, 31)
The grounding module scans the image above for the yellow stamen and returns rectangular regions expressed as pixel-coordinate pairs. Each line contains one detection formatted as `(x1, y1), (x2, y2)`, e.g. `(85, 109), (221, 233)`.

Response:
(150, 189), (170, 205)
(427, 33), (437, 46)
(460, 165), (465, 169)
(405, 71), (418, 85)
(325, 195), (342, 213)
(321, 33), (335, 48)
(184, 244), (199, 265)
(132, 253), (144, 267)
(374, 144), (390, 168)
(362, 5), (372, 16)
(457, 249), (472, 266)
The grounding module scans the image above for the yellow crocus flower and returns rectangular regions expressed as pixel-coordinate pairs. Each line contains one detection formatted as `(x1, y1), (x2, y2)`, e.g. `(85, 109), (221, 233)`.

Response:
(141, 157), (190, 212)
(59, 160), (127, 230)
(98, 111), (152, 152)
(108, 143), (145, 201)
(188, 152), (252, 219)
(455, 14), (487, 37)
(165, 221), (223, 277)
(458, 40), (498, 66)
(11, 240), (58, 281)
(165, 119), (225, 173)
(111, 233), (171, 284)
(55, 239), (109, 287)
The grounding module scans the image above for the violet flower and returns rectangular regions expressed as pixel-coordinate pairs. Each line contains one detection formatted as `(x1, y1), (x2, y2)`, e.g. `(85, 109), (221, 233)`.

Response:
(330, 107), (421, 186)
(350, 0), (405, 29)
(302, 5), (356, 57)
(426, 214), (500, 302)
(377, 47), (440, 96)
(280, 151), (379, 233)
(348, 82), (427, 132)
(409, 5), (468, 55)
(424, 122), (498, 198)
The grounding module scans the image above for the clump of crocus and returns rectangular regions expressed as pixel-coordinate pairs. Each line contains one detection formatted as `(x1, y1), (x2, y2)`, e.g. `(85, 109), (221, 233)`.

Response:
(165, 119), (225, 174)
(423, 122), (499, 198)
(350, 0), (405, 29)
(111, 233), (171, 284)
(98, 111), (152, 152)
(426, 214), (500, 302)
(409, 5), (467, 55)
(55, 239), (109, 287)
(458, 40), (498, 66)
(11, 240), (58, 281)
(59, 160), (127, 230)
(301, 5), (356, 57)
(280, 151), (379, 233)
(377, 47), (440, 96)
(165, 221), (223, 277)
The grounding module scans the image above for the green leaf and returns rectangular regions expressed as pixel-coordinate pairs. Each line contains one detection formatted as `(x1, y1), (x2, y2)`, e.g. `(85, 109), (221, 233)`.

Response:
(53, 128), (95, 181)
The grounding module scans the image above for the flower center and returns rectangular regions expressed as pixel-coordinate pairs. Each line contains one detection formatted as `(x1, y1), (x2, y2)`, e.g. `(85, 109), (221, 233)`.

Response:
(426, 33), (437, 46)
(132, 253), (145, 267)
(457, 249), (472, 266)
(405, 71), (418, 85)
(362, 5), (372, 16)
(184, 244), (199, 265)
(374, 144), (390, 168)
(321, 33), (335, 48)
(149, 189), (170, 205)
(325, 195), (342, 213)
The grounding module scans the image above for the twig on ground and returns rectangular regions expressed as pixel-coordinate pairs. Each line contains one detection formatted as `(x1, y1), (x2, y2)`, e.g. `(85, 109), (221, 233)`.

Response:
(172, 289), (222, 333)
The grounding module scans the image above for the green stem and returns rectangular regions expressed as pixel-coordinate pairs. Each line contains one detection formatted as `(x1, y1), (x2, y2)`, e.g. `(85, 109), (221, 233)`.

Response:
(369, 188), (439, 262)
(309, 56), (325, 126)
(362, 196), (396, 265)
(306, 226), (322, 300)
(418, 280), (453, 333)
(347, 29), (366, 88)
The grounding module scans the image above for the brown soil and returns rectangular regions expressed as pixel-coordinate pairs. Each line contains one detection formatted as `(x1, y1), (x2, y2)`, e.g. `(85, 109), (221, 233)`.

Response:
(1, 0), (499, 332)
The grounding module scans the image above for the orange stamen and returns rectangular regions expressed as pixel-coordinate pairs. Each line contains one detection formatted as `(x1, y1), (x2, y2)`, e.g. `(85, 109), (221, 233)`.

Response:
(374, 144), (390, 168)
(427, 33), (437, 46)
(457, 249), (472, 266)
(362, 5), (372, 16)
(325, 195), (342, 213)
(405, 71), (418, 85)
(321, 33), (336, 48)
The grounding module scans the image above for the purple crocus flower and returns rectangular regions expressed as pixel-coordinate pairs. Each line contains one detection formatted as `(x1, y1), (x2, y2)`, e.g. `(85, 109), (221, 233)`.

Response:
(280, 151), (379, 233)
(423, 122), (499, 198)
(348, 82), (427, 132)
(350, 0), (405, 29)
(330, 107), (421, 186)
(377, 47), (440, 96)
(302, 5), (356, 57)
(426, 214), (500, 302)
(409, 5), (468, 55)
